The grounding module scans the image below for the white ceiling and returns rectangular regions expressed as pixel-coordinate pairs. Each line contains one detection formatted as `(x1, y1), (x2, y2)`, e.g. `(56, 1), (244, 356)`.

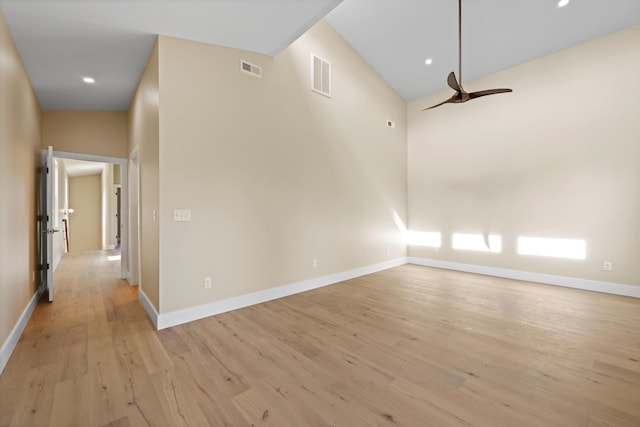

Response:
(1, 0), (639, 110)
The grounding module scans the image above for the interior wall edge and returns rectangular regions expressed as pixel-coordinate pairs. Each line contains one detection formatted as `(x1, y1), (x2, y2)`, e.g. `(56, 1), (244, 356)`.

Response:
(408, 257), (640, 299)
(126, 272), (137, 286)
(138, 288), (159, 329)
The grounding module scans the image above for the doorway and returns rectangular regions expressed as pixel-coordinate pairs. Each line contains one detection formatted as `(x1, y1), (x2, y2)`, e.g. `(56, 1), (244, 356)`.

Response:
(46, 149), (129, 291)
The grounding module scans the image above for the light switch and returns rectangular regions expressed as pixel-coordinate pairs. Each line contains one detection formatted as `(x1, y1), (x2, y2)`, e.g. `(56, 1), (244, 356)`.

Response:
(173, 209), (192, 222)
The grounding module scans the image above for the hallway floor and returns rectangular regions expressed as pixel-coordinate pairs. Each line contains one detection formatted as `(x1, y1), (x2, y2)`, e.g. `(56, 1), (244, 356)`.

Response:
(0, 250), (152, 426)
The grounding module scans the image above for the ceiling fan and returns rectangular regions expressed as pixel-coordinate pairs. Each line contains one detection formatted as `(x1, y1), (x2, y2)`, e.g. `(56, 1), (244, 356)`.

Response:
(424, 0), (512, 110)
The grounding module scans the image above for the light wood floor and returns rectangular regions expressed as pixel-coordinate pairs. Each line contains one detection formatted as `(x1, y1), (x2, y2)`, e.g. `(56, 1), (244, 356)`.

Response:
(1, 252), (639, 426)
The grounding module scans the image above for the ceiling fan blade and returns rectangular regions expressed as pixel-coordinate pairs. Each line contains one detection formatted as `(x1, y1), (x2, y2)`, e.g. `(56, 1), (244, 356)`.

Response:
(422, 93), (459, 110)
(447, 72), (461, 91)
(468, 88), (513, 99)
(422, 100), (452, 111)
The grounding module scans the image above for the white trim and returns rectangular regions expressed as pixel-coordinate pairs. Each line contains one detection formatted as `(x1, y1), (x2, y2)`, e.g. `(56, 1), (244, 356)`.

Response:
(51, 150), (126, 167)
(146, 255), (640, 330)
(138, 289), (158, 329)
(0, 285), (45, 376)
(408, 257), (640, 298)
(156, 258), (408, 330)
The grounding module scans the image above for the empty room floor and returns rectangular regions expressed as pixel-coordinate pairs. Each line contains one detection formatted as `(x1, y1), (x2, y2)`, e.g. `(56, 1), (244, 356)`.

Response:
(1, 251), (639, 426)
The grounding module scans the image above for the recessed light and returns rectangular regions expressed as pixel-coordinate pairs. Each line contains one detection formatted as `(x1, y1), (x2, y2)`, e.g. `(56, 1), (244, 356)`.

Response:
(82, 77), (95, 84)
(558, 0), (569, 7)
(425, 58), (433, 66)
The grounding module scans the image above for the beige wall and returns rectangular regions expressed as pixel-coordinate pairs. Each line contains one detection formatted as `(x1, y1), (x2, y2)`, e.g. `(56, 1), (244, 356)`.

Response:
(42, 110), (127, 158)
(0, 11), (42, 354)
(128, 40), (160, 309)
(407, 24), (640, 286)
(69, 174), (102, 252)
(114, 164), (121, 185)
(156, 20), (407, 313)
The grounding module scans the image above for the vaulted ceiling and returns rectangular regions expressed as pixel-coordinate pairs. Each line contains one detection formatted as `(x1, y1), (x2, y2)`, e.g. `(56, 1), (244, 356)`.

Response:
(1, 0), (639, 110)
(326, 0), (640, 101)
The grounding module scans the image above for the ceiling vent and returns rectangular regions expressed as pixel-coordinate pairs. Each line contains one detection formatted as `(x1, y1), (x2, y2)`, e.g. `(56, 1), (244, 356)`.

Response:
(311, 54), (331, 98)
(240, 60), (262, 78)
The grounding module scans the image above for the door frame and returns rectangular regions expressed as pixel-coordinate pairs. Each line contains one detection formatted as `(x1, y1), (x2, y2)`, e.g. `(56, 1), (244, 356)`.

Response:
(114, 184), (122, 247)
(42, 146), (54, 300)
(51, 150), (129, 280)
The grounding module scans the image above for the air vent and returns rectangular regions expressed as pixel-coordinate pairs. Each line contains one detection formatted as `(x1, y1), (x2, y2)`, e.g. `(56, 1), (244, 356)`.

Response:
(240, 60), (262, 78)
(311, 54), (331, 98)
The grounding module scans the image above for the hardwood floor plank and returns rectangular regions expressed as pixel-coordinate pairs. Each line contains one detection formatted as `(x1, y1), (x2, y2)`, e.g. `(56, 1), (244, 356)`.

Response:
(128, 321), (173, 375)
(102, 416), (131, 427)
(156, 328), (190, 357)
(87, 323), (129, 427)
(232, 386), (291, 426)
(59, 322), (88, 381)
(49, 374), (90, 426)
(150, 368), (209, 427)
(6, 364), (61, 426)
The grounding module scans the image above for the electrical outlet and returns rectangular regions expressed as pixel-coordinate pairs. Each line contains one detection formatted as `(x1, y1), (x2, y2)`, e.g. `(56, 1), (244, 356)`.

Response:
(204, 277), (212, 288)
(603, 261), (613, 271)
(312, 259), (318, 269)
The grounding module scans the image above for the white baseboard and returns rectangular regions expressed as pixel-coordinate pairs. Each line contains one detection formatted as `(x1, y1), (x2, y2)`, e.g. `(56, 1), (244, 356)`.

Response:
(408, 257), (640, 298)
(156, 257), (409, 330)
(138, 289), (158, 329)
(147, 255), (639, 330)
(0, 284), (45, 376)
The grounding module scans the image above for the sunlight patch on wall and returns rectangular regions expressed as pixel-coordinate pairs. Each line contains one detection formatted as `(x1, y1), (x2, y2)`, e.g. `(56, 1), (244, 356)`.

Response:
(407, 231), (441, 247)
(391, 209), (407, 233)
(517, 236), (586, 260)
(452, 233), (502, 253)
